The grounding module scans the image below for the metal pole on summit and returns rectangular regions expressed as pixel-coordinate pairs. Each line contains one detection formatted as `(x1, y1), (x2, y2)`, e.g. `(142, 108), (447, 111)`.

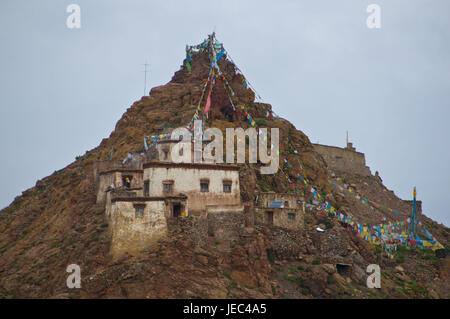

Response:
(143, 62), (149, 95)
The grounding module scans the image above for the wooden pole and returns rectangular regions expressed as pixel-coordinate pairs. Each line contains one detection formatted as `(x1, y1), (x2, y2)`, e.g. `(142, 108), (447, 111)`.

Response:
(412, 187), (417, 235)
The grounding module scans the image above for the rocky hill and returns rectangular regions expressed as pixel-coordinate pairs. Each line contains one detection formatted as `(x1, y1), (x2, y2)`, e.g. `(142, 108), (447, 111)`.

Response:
(0, 35), (448, 299)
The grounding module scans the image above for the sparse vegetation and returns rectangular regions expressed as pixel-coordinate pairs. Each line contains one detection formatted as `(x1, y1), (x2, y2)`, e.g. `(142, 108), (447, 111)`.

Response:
(284, 274), (302, 284)
(396, 254), (405, 263)
(408, 280), (427, 295)
(327, 275), (336, 284)
(324, 219), (334, 230)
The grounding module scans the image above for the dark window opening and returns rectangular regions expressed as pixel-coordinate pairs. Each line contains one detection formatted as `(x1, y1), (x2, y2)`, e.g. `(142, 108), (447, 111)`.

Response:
(284, 201), (289, 208)
(122, 175), (132, 188)
(135, 206), (144, 218)
(200, 182), (209, 192)
(144, 180), (149, 197)
(173, 204), (181, 218)
(223, 182), (232, 193)
(288, 213), (295, 221)
(220, 106), (234, 122)
(163, 182), (173, 193)
(224, 112), (233, 122)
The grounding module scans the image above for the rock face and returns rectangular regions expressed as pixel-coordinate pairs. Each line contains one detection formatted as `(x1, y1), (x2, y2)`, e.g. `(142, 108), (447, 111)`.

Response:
(0, 42), (449, 299)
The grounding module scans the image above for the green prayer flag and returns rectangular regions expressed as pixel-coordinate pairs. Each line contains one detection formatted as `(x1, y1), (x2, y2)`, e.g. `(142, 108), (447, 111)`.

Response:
(185, 60), (191, 72)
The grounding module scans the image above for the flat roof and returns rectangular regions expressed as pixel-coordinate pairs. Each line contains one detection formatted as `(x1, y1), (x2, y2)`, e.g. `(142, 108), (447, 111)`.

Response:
(312, 143), (365, 156)
(99, 168), (143, 175)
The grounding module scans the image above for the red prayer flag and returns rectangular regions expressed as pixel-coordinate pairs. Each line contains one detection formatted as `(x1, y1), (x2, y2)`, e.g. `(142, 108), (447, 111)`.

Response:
(203, 90), (211, 115)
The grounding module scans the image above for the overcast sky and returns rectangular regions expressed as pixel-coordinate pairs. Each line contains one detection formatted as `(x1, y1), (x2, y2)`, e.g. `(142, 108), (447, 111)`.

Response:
(1, 0), (449, 226)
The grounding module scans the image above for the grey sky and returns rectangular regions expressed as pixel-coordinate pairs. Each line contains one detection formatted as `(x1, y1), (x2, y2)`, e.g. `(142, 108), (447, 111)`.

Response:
(1, 0), (449, 226)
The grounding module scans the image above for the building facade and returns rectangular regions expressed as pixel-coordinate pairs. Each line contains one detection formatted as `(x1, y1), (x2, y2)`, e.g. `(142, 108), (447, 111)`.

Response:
(95, 138), (242, 258)
(254, 192), (305, 230)
(312, 142), (371, 177)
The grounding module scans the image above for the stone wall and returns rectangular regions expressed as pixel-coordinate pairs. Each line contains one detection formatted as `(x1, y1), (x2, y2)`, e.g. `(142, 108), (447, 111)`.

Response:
(312, 143), (371, 176)
(207, 208), (245, 241)
(108, 200), (168, 259)
(97, 172), (116, 205)
(254, 192), (304, 230)
(96, 169), (143, 204)
(243, 203), (255, 228)
(256, 192), (304, 209)
(93, 160), (143, 184)
(266, 226), (310, 259)
(167, 208), (246, 244)
(167, 215), (209, 246)
(255, 207), (304, 230)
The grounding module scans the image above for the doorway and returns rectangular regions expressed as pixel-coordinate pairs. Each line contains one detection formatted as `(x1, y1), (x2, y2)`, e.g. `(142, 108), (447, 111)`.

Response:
(266, 211), (274, 225)
(173, 204), (181, 218)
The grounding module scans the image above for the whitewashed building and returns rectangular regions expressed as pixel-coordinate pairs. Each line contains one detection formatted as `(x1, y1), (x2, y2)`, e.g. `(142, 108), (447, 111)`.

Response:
(95, 137), (242, 258)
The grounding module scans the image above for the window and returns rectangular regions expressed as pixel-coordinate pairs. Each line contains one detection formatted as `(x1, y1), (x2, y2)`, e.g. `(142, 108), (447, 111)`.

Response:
(122, 175), (132, 188)
(163, 149), (169, 160)
(163, 182), (173, 193)
(223, 182), (232, 193)
(288, 213), (295, 222)
(284, 201), (289, 208)
(200, 181), (209, 192)
(144, 180), (149, 197)
(135, 207), (144, 218)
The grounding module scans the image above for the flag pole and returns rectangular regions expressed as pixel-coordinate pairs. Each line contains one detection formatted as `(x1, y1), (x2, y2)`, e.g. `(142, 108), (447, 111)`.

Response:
(412, 187), (417, 236)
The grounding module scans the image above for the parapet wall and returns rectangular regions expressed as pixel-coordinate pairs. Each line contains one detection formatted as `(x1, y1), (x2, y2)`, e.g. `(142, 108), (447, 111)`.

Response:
(312, 143), (371, 177)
